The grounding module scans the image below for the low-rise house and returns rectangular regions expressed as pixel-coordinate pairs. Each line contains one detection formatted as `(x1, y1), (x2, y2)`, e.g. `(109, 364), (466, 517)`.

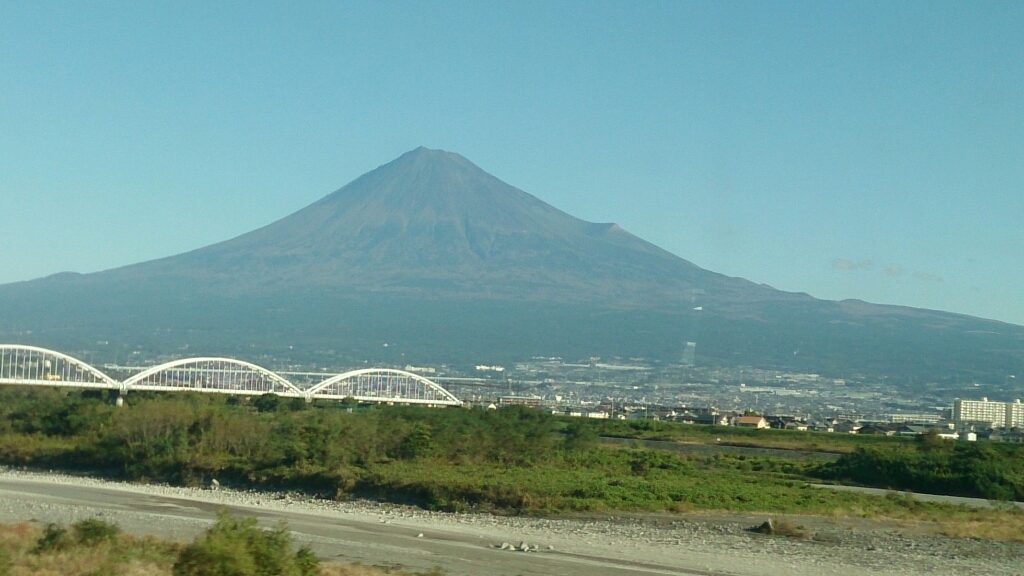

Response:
(988, 430), (1024, 443)
(858, 424), (896, 436)
(736, 415), (769, 429)
(675, 412), (700, 424)
(896, 424), (934, 436)
(768, 416), (809, 431)
(696, 413), (730, 426)
(627, 411), (650, 420)
(833, 420), (863, 434)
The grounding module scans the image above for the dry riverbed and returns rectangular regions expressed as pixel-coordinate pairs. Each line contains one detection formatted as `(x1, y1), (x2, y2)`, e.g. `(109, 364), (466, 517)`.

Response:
(0, 468), (1020, 576)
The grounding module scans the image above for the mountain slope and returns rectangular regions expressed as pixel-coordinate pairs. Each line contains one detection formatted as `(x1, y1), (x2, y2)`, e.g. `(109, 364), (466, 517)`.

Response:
(0, 147), (1021, 379)
(99, 147), (787, 306)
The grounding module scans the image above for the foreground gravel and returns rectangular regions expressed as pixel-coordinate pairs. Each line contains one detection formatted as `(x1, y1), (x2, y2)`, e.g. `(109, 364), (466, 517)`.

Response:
(0, 468), (1020, 576)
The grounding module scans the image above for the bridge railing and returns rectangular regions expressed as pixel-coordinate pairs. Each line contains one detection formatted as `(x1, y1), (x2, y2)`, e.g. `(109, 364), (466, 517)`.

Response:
(0, 345), (462, 406)
(122, 357), (305, 397)
(0, 345), (120, 390)
(308, 368), (463, 406)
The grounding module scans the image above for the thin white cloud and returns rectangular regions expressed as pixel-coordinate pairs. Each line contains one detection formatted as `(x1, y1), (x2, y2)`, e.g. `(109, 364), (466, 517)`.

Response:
(832, 258), (872, 271)
(884, 265), (904, 277)
(913, 271), (944, 283)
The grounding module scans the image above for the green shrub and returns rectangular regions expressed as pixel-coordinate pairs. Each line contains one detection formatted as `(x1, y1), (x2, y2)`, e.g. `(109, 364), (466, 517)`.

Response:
(32, 523), (71, 554)
(563, 421), (597, 451)
(173, 511), (319, 576)
(73, 517), (121, 546)
(253, 393), (281, 413)
(399, 422), (434, 459)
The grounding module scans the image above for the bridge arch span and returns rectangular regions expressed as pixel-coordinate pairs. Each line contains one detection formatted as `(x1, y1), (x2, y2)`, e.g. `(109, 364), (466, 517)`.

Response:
(122, 357), (303, 396)
(0, 345), (461, 406)
(0, 344), (119, 389)
(307, 368), (462, 406)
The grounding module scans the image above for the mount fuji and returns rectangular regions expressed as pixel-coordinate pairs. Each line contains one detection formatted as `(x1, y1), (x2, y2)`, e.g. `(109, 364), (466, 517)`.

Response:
(1, 148), (1020, 379)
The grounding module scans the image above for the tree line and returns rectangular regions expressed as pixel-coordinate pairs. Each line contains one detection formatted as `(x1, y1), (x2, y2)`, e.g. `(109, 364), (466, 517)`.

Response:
(0, 389), (1020, 511)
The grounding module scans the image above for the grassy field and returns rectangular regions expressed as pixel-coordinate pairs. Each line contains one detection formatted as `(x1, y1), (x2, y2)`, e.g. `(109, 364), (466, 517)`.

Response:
(352, 451), (1024, 541)
(580, 418), (911, 453)
(0, 519), (179, 576)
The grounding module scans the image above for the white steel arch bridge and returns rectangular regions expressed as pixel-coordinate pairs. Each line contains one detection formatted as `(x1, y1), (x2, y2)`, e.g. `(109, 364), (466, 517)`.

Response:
(0, 345), (462, 406)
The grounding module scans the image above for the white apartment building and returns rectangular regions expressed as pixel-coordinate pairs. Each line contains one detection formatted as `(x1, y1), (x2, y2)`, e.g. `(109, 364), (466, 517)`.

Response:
(1007, 399), (1024, 429)
(954, 398), (1024, 429)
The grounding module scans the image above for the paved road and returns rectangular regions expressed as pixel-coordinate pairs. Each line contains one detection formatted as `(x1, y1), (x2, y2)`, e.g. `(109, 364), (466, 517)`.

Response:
(0, 476), (719, 576)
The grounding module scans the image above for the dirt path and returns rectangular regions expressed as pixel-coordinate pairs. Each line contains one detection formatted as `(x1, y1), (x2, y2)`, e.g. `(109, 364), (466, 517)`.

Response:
(812, 483), (1024, 510)
(0, 469), (1020, 576)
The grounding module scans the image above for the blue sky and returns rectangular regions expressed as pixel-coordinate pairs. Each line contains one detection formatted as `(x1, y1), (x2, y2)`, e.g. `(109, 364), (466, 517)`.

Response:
(1, 1), (1021, 324)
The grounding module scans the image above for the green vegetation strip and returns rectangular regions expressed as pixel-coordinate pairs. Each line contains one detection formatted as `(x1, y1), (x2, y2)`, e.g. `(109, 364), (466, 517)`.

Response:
(583, 418), (912, 454)
(0, 389), (1021, 532)
(598, 436), (840, 461)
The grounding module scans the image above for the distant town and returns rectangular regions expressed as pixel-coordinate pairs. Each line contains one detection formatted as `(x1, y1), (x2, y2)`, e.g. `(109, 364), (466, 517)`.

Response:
(96, 345), (1024, 443)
